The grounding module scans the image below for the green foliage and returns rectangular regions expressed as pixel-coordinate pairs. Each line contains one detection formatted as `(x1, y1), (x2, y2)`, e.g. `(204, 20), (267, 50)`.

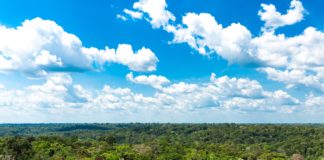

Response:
(0, 124), (323, 160)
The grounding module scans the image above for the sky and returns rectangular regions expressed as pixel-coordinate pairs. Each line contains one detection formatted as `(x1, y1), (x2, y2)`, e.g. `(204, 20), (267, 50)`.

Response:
(0, 0), (323, 123)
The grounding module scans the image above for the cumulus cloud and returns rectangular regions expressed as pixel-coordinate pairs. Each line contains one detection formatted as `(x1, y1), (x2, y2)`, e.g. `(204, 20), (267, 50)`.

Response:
(125, 73), (299, 111)
(252, 27), (324, 69)
(209, 73), (265, 98)
(0, 18), (92, 73)
(121, 0), (257, 65)
(0, 17), (158, 75)
(0, 73), (89, 111)
(83, 44), (158, 72)
(123, 9), (143, 19)
(121, 0), (316, 67)
(90, 85), (157, 110)
(167, 1), (310, 67)
(120, 0), (175, 29)
(0, 73), (300, 114)
(304, 95), (324, 113)
(126, 72), (170, 89)
(253, 28), (324, 90)
(116, 14), (127, 21)
(258, 0), (305, 31)
(34, 50), (63, 68)
(259, 67), (324, 90)
(170, 13), (255, 64)
(159, 82), (198, 95)
(122, 0), (324, 92)
(134, 0), (175, 28)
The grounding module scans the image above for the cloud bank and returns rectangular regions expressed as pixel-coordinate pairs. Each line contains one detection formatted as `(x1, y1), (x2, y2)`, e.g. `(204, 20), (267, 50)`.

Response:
(0, 73), (300, 114)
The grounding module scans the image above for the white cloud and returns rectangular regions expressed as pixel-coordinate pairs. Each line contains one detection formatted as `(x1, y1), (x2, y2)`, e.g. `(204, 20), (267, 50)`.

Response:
(123, 9), (143, 19)
(304, 95), (324, 113)
(169, 9), (317, 68)
(122, 1), (256, 65)
(259, 67), (324, 90)
(0, 18), (92, 73)
(0, 73), (301, 114)
(122, 0), (321, 69)
(0, 17), (159, 74)
(34, 50), (63, 67)
(114, 44), (158, 72)
(159, 82), (198, 95)
(90, 85), (157, 110)
(116, 14), (127, 21)
(125, 73), (300, 111)
(126, 72), (170, 88)
(123, 0), (324, 93)
(258, 0), (305, 31)
(252, 27), (324, 69)
(170, 13), (254, 64)
(0, 73), (86, 111)
(253, 28), (324, 90)
(209, 73), (265, 98)
(83, 44), (158, 72)
(130, 0), (175, 28)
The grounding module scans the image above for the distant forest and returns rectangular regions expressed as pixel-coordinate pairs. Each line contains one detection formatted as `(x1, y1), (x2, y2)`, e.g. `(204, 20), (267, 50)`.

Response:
(0, 123), (323, 160)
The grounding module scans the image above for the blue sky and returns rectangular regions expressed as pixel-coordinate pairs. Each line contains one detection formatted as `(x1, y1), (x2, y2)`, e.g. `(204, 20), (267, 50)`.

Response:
(0, 0), (323, 123)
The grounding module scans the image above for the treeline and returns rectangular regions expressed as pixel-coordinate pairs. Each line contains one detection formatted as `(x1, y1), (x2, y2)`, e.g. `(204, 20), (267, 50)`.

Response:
(0, 124), (323, 159)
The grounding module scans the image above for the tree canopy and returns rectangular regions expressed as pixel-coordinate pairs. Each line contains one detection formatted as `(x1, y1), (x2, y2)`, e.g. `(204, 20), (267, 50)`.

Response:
(0, 123), (323, 160)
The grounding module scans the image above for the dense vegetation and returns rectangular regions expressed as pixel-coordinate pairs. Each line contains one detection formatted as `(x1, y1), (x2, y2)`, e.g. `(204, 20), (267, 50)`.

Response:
(0, 124), (323, 160)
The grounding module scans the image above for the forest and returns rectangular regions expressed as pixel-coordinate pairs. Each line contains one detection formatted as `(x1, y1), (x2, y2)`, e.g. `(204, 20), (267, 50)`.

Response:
(0, 123), (323, 160)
